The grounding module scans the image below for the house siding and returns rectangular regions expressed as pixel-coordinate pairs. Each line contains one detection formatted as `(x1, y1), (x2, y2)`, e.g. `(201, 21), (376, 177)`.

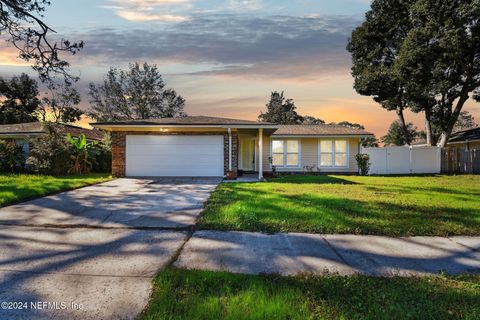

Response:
(264, 137), (361, 174)
(111, 131), (237, 178)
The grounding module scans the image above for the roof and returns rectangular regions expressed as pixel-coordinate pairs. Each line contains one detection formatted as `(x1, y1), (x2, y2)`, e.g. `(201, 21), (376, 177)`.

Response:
(0, 122), (104, 141)
(92, 116), (274, 126)
(448, 127), (480, 143)
(272, 124), (373, 136)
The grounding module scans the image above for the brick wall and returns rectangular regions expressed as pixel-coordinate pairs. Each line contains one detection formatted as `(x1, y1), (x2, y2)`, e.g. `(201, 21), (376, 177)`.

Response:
(110, 131), (238, 177)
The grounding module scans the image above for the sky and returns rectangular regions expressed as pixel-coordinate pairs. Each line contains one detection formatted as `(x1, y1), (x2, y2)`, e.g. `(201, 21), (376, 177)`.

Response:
(0, 0), (479, 137)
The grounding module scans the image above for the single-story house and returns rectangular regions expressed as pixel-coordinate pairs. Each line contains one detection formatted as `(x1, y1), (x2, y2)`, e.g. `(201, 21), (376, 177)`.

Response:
(92, 116), (373, 179)
(0, 122), (104, 155)
(446, 127), (480, 150)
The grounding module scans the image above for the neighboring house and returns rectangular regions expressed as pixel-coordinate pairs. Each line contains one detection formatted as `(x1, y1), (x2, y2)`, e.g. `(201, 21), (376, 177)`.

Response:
(446, 127), (480, 150)
(0, 122), (104, 155)
(92, 116), (373, 178)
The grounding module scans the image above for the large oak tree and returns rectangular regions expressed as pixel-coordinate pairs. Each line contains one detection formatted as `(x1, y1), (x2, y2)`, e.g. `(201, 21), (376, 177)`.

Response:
(348, 0), (480, 147)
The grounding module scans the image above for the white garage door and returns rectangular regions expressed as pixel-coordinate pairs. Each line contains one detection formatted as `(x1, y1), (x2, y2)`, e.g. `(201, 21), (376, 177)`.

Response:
(126, 135), (224, 177)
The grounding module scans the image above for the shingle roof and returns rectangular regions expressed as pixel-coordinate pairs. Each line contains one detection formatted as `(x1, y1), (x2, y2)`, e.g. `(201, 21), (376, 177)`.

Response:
(448, 127), (480, 143)
(272, 124), (373, 136)
(0, 122), (104, 141)
(93, 116), (274, 126)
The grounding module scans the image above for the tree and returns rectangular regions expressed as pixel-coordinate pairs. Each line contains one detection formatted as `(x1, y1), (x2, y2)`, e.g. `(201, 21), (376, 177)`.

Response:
(381, 120), (419, 146)
(0, 0), (83, 80)
(88, 62), (186, 121)
(349, 0), (480, 148)
(258, 91), (303, 124)
(26, 123), (71, 175)
(38, 79), (83, 123)
(347, 0), (416, 145)
(454, 111), (478, 132)
(335, 121), (379, 147)
(395, 0), (480, 147)
(0, 73), (40, 124)
(302, 115), (325, 124)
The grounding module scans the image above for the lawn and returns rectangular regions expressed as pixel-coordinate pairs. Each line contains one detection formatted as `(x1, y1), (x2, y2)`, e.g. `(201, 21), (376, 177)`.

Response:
(142, 268), (480, 320)
(199, 175), (480, 236)
(0, 173), (112, 207)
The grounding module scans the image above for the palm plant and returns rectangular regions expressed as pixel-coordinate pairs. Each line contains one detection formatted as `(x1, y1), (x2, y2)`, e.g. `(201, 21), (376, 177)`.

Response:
(66, 133), (92, 174)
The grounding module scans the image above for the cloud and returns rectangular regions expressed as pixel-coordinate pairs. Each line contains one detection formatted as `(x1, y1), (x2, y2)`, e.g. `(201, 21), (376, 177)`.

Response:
(115, 11), (188, 22)
(76, 14), (360, 80)
(104, 0), (191, 22)
(228, 0), (262, 10)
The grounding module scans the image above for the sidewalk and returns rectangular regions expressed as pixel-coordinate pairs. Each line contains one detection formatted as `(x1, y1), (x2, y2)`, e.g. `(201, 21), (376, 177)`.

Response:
(175, 231), (480, 276)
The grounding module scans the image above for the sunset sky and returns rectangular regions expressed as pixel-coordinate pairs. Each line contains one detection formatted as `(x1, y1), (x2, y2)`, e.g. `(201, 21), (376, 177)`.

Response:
(1, 0), (479, 137)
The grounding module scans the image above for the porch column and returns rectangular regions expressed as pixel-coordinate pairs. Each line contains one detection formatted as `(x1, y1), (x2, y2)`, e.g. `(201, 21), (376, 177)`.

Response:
(228, 128), (232, 171)
(258, 128), (264, 180)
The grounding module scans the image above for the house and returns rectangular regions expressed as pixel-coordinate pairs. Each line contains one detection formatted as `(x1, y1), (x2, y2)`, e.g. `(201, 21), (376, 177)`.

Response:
(446, 127), (480, 150)
(0, 122), (104, 155)
(92, 116), (373, 179)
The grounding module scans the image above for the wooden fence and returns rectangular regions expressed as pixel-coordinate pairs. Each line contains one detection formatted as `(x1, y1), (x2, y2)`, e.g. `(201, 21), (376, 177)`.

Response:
(441, 148), (480, 174)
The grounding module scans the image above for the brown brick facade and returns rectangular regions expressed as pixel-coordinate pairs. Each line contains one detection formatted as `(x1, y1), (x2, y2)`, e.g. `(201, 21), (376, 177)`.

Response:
(111, 131), (238, 177)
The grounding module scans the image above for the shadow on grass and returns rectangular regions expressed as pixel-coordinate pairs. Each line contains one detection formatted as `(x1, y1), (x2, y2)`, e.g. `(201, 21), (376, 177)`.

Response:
(142, 267), (480, 320)
(269, 175), (358, 185)
(199, 183), (480, 236)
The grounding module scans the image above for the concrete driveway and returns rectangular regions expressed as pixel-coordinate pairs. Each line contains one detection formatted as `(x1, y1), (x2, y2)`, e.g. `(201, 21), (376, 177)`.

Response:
(0, 178), (220, 320)
(0, 177), (221, 228)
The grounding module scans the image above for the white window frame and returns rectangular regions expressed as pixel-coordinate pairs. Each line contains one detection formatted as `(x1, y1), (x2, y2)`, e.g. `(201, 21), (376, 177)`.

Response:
(270, 139), (301, 168)
(318, 139), (350, 168)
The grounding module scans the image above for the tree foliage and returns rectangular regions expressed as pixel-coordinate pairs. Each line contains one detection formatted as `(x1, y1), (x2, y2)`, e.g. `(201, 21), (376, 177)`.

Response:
(348, 0), (480, 147)
(0, 73), (40, 124)
(454, 111), (478, 132)
(0, 139), (24, 172)
(88, 62), (186, 121)
(347, 0), (415, 145)
(258, 91), (303, 124)
(26, 123), (71, 175)
(335, 121), (379, 147)
(302, 115), (325, 124)
(381, 120), (419, 146)
(0, 0), (83, 80)
(38, 79), (83, 123)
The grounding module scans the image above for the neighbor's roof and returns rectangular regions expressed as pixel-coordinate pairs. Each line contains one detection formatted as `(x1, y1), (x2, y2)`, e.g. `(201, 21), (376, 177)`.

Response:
(273, 124), (373, 136)
(92, 116), (276, 126)
(0, 122), (104, 141)
(448, 127), (480, 143)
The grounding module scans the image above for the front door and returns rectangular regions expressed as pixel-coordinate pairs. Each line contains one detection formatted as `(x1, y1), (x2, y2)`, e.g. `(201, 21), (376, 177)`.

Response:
(239, 138), (255, 171)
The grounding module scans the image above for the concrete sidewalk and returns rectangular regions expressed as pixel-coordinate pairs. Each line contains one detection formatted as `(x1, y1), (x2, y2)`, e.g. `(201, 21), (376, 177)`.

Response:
(175, 231), (480, 276)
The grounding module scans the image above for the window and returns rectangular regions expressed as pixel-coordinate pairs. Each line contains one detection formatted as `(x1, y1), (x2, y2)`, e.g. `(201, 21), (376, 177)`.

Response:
(272, 140), (299, 167)
(319, 140), (348, 167)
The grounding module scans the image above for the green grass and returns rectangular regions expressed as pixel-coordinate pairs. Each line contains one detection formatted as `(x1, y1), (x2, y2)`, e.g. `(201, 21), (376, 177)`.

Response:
(0, 173), (112, 207)
(142, 268), (480, 320)
(199, 175), (480, 236)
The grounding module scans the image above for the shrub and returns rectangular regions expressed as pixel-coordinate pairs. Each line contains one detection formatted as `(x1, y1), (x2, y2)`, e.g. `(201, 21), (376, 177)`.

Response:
(355, 153), (371, 176)
(26, 124), (71, 175)
(89, 141), (112, 173)
(0, 140), (25, 173)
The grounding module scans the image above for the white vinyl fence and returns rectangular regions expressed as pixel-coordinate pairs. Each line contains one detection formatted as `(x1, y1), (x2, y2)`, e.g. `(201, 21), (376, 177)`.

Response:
(361, 146), (441, 175)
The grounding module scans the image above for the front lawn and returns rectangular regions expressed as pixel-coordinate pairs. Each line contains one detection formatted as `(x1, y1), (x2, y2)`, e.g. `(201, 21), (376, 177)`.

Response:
(0, 173), (112, 207)
(199, 175), (480, 236)
(142, 268), (480, 320)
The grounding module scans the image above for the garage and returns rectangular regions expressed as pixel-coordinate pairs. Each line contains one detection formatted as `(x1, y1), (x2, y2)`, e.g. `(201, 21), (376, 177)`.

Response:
(125, 135), (224, 177)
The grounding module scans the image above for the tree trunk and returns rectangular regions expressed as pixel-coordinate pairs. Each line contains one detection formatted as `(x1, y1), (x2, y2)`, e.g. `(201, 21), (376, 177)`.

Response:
(396, 106), (412, 145)
(438, 92), (470, 148)
(424, 107), (434, 146)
